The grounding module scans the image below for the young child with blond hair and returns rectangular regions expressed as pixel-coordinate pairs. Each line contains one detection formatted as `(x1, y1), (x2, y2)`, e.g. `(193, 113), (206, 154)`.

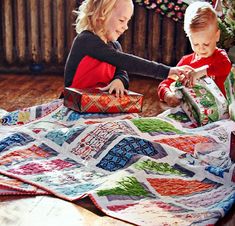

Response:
(64, 0), (192, 97)
(157, 1), (232, 107)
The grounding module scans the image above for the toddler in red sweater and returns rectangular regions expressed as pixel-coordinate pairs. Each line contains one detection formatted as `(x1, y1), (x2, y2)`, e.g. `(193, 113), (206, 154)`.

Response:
(157, 1), (232, 107)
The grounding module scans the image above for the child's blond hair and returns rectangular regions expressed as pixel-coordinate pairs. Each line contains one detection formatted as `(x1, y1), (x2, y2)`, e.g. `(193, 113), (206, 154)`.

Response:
(73, 0), (117, 36)
(184, 1), (218, 36)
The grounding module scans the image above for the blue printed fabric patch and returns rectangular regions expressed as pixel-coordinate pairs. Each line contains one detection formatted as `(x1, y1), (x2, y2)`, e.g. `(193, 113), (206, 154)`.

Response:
(97, 137), (167, 171)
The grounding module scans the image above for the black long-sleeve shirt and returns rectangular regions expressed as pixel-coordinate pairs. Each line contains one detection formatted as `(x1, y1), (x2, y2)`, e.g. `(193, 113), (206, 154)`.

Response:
(64, 30), (170, 88)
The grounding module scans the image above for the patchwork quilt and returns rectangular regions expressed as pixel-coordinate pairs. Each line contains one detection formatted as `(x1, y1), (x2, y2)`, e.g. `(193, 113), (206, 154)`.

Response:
(0, 99), (234, 225)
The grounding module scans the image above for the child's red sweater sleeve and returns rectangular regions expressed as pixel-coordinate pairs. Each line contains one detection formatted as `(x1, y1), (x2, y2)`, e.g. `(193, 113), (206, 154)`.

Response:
(158, 78), (176, 101)
(158, 55), (189, 101)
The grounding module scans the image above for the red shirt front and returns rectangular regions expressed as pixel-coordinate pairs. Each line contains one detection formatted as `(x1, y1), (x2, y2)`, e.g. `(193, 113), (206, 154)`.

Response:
(158, 48), (232, 100)
(71, 55), (116, 89)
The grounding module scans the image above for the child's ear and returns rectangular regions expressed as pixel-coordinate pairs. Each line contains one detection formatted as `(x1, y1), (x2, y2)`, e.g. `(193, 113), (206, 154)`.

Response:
(216, 29), (221, 42)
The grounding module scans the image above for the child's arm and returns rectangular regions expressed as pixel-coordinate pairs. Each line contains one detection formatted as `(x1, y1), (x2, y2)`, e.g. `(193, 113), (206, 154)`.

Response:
(158, 77), (181, 107)
(99, 41), (129, 97)
(111, 41), (129, 89)
(158, 78), (176, 101)
(78, 31), (172, 80)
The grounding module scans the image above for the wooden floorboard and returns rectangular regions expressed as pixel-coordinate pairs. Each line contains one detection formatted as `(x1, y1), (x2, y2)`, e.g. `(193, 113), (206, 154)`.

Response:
(0, 74), (64, 112)
(0, 73), (234, 226)
(0, 73), (169, 116)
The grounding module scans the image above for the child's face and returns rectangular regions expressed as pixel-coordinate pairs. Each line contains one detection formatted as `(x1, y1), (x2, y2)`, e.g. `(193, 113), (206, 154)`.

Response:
(188, 25), (220, 58)
(104, 0), (133, 42)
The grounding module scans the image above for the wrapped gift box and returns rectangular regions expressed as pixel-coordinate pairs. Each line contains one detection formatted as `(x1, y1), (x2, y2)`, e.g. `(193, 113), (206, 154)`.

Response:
(64, 87), (143, 113)
(224, 67), (235, 120)
(177, 76), (229, 126)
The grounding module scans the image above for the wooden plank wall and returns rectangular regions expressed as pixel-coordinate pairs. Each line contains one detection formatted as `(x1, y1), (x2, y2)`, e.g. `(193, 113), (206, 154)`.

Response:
(0, 1), (191, 74)
(120, 5), (191, 65)
(0, 0), (77, 74)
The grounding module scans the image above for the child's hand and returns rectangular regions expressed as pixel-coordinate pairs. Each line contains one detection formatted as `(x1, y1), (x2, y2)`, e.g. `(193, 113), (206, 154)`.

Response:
(164, 92), (181, 107)
(99, 79), (128, 97)
(180, 65), (209, 87)
(168, 65), (193, 79)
